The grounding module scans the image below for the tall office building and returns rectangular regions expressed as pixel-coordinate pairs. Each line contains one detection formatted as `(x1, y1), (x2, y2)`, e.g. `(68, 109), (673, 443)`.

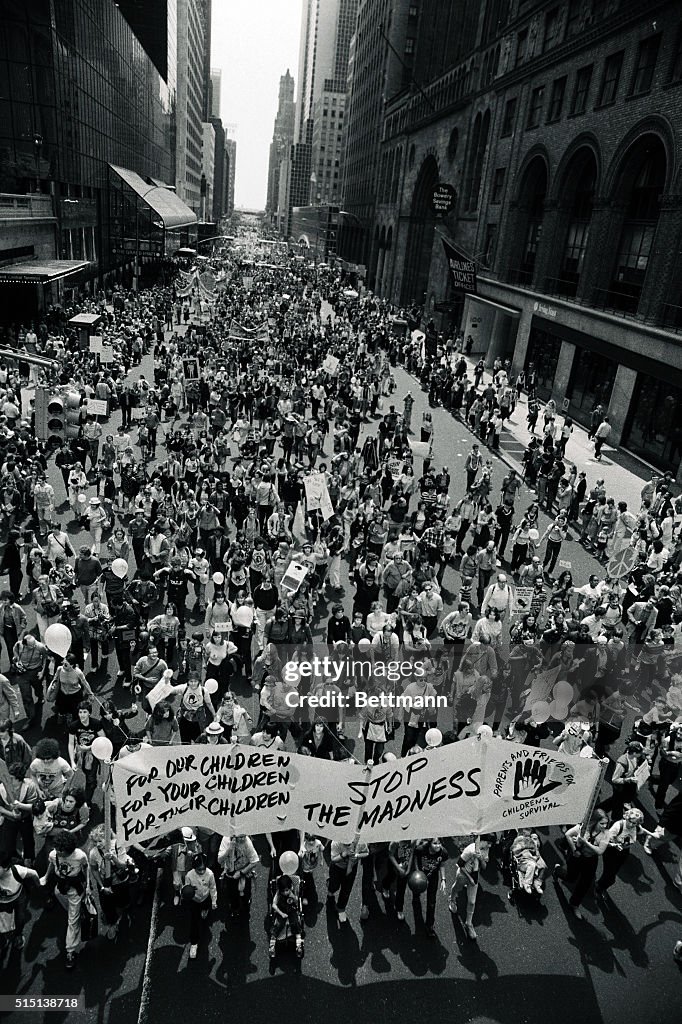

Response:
(266, 70), (295, 224)
(210, 69), (222, 119)
(224, 127), (237, 217)
(339, 0), (413, 269)
(176, 0), (211, 213)
(201, 121), (215, 222)
(0, 0), (195, 318)
(288, 0), (358, 231)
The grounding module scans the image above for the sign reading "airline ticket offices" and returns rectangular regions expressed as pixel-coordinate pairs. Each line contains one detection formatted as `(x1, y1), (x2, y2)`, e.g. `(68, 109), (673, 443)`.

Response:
(442, 237), (477, 294)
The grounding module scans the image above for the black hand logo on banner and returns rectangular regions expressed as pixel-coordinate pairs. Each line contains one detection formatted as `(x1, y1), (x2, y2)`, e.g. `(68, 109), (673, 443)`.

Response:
(513, 759), (563, 801)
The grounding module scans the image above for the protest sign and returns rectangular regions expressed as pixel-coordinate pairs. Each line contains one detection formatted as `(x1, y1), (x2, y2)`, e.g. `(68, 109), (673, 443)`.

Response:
(475, 740), (601, 833)
(303, 472), (326, 511)
(407, 439), (431, 459)
(182, 358), (200, 381)
(100, 345), (114, 364)
(322, 354), (339, 376)
(86, 398), (108, 417)
(514, 587), (535, 613)
(89, 335), (103, 353)
(112, 738), (601, 847)
(145, 679), (175, 711)
(280, 561), (309, 595)
(387, 456), (403, 480)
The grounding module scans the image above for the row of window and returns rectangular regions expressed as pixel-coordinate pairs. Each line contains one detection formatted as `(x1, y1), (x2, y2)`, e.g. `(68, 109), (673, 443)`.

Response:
(503, 29), (682, 137)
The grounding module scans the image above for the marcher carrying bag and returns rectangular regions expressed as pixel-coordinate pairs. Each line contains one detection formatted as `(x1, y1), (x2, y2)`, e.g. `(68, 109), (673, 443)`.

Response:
(80, 894), (98, 941)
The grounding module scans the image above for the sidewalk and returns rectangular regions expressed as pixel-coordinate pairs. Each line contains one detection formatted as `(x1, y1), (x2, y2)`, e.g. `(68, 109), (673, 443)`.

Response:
(457, 355), (649, 511)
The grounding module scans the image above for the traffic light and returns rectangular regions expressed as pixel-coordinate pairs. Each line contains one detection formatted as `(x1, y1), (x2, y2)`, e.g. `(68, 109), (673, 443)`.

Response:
(34, 387), (81, 448)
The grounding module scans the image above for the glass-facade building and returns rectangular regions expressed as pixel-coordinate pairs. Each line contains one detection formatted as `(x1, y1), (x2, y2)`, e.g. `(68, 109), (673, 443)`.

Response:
(0, 0), (187, 283)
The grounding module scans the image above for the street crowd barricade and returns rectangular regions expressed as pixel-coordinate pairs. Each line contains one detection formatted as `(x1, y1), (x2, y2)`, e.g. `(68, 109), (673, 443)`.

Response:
(112, 736), (602, 847)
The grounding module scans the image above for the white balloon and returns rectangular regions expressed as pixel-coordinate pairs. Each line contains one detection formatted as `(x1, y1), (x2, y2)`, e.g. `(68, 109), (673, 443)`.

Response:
(425, 728), (442, 748)
(91, 736), (114, 761)
(530, 700), (551, 724)
(44, 623), (72, 658)
(204, 679), (219, 695)
(383, 752), (397, 761)
(357, 637), (371, 651)
(552, 680), (574, 703)
(548, 699), (570, 721)
(111, 558), (128, 579)
(476, 724), (494, 738)
(212, 572), (225, 585)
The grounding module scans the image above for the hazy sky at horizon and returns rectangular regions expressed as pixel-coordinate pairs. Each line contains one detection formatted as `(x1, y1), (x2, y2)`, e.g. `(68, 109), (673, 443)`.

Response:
(211, 1), (301, 210)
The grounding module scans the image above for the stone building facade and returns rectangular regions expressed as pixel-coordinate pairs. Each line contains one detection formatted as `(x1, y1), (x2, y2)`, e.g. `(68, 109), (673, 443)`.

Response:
(369, 0), (682, 476)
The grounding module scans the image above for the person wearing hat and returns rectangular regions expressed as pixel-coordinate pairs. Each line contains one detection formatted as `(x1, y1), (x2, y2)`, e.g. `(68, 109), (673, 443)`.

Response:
(217, 833), (260, 921)
(85, 496), (107, 556)
(170, 827), (202, 906)
(198, 720), (229, 745)
(67, 463), (88, 519)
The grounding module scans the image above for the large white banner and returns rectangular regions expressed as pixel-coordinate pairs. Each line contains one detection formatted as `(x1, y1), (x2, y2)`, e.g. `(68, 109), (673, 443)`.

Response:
(112, 738), (601, 847)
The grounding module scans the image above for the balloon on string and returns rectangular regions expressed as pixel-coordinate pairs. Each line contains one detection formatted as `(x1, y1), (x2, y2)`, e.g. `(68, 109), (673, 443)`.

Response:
(530, 700), (551, 724)
(91, 736), (114, 762)
(476, 724), (494, 738)
(212, 572), (225, 585)
(111, 558), (128, 579)
(44, 623), (72, 658)
(552, 680), (574, 703)
(383, 752), (397, 761)
(279, 851), (299, 876)
(204, 679), (219, 695)
(407, 869), (428, 894)
(357, 638), (371, 651)
(425, 728), (442, 748)
(548, 699), (570, 721)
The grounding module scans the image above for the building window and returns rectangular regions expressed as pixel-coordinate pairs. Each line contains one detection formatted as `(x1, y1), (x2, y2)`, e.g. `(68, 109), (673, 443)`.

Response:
(566, 349), (617, 420)
(566, 0), (583, 38)
(570, 64), (592, 114)
(625, 372), (682, 472)
(405, 38), (415, 54)
(557, 158), (596, 297)
(608, 143), (666, 313)
(630, 35), (660, 95)
(526, 85), (545, 128)
(491, 167), (506, 203)
(483, 223), (497, 264)
(524, 327), (561, 400)
(501, 97), (517, 136)
(408, 3), (418, 16)
(447, 127), (459, 163)
(547, 75), (566, 121)
(544, 7), (562, 51)
(516, 29), (528, 67)
(669, 24), (682, 82)
(597, 51), (623, 107)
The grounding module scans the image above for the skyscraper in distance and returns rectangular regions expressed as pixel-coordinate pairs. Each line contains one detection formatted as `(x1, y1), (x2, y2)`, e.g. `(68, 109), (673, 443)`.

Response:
(266, 70), (295, 225)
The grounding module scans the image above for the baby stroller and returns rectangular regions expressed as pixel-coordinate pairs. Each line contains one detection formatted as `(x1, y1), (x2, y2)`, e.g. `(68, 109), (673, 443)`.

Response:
(267, 874), (305, 961)
(501, 830), (546, 904)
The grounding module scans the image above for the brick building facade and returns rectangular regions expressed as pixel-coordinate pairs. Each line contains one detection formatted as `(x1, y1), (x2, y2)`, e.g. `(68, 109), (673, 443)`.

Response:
(369, 0), (682, 476)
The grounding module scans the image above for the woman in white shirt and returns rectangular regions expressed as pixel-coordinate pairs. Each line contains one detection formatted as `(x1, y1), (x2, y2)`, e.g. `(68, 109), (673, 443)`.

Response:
(366, 601), (390, 636)
(471, 608), (503, 647)
(183, 853), (218, 959)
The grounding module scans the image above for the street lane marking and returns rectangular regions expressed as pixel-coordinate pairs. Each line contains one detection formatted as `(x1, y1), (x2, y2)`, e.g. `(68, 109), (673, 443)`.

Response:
(137, 867), (162, 1024)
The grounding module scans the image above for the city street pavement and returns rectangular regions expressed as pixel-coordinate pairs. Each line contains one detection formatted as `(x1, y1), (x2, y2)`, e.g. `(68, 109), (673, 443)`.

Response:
(455, 353), (653, 511)
(3, 309), (682, 1024)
